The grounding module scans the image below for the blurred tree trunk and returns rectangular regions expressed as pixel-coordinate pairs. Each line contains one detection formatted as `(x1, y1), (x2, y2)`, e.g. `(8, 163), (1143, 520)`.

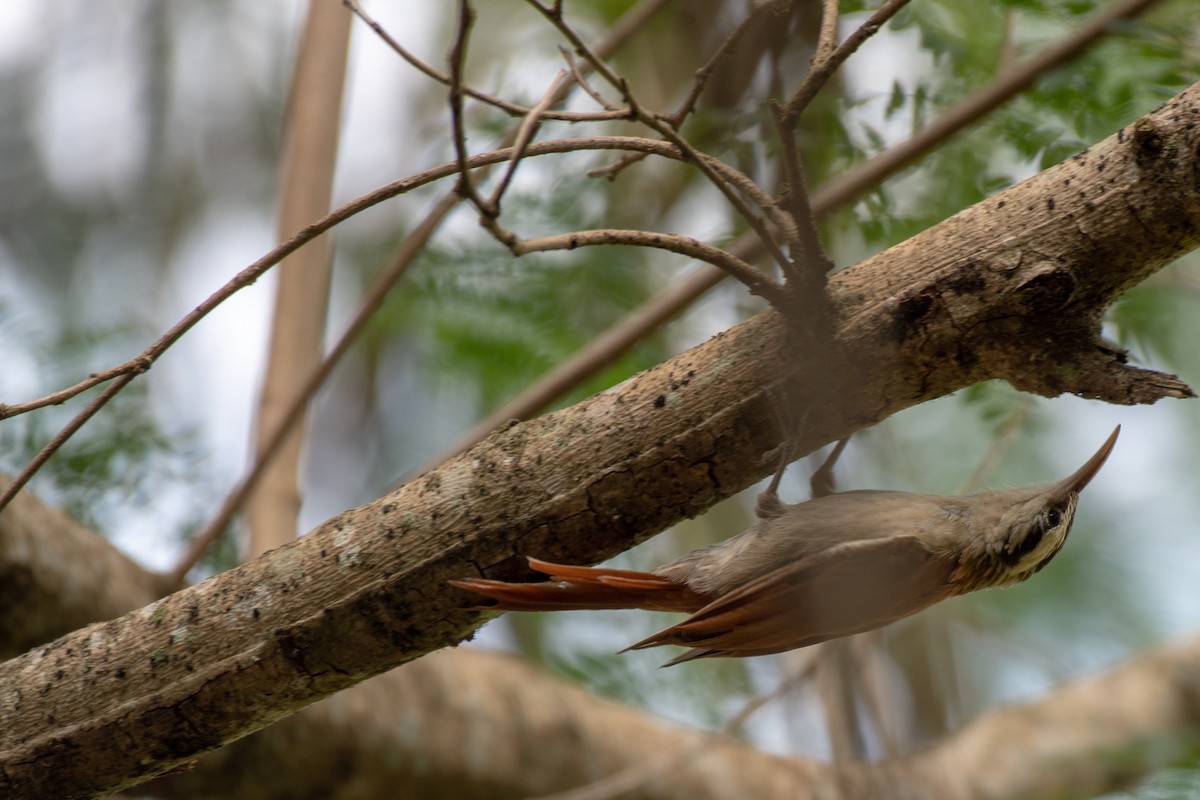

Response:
(247, 0), (350, 552)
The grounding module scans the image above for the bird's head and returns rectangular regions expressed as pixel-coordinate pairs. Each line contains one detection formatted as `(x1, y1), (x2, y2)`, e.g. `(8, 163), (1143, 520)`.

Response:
(956, 425), (1119, 590)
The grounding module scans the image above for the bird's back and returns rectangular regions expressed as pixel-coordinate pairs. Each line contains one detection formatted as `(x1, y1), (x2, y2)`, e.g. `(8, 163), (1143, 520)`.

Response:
(655, 490), (966, 596)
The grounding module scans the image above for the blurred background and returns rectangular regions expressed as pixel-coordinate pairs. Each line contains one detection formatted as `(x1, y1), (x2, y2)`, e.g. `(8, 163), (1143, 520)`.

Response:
(2, 1), (1200, 797)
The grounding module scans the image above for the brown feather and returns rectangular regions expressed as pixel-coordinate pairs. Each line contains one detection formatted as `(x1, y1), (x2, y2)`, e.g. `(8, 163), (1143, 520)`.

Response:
(625, 536), (957, 659)
(449, 557), (710, 613)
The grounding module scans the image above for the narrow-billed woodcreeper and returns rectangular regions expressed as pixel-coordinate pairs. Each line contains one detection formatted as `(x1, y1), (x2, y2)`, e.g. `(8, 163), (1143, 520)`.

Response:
(452, 426), (1119, 665)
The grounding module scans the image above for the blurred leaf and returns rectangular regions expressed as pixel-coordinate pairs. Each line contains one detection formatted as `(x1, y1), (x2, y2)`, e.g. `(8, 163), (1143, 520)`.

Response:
(1108, 280), (1200, 370)
(1103, 766), (1200, 800)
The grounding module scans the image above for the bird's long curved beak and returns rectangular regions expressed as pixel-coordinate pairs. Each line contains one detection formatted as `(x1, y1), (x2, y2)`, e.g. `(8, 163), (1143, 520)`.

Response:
(1055, 425), (1120, 496)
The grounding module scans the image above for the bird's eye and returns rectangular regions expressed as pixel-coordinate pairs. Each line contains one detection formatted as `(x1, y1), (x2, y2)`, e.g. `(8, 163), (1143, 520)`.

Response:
(1009, 525), (1045, 562)
(1000, 504), (1075, 566)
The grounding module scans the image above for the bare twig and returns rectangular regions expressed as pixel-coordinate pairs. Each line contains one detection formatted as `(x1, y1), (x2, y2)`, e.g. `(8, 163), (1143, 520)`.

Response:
(454, 11), (799, 300)
(448, 0), (492, 215)
(0, 364), (143, 421)
(0, 373), (138, 513)
(528, 1), (627, 101)
(512, 228), (788, 306)
(772, 0), (911, 297)
(591, 0), (785, 182)
(558, 46), (618, 111)
(779, 0), (912, 124)
(342, 0), (628, 123)
(488, 70), (571, 212)
(482, 125), (795, 268)
(528, 0), (796, 290)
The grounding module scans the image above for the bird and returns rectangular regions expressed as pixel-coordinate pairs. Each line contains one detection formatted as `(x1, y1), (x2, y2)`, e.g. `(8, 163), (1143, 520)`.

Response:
(451, 426), (1120, 666)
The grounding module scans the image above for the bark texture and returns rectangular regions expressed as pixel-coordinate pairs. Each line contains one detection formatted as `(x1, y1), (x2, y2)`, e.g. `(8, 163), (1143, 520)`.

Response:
(3, 82), (1200, 799)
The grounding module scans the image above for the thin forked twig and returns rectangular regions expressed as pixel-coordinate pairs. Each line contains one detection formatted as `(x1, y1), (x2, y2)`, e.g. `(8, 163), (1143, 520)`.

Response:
(175, 0), (675, 571)
(528, 1), (627, 98)
(409, 0), (1166, 474)
(0, 373), (139, 513)
(476, 132), (795, 302)
(442, 4), (797, 305)
(341, 0), (628, 123)
(780, 0), (913, 124)
(772, 0), (911, 294)
(0, 136), (685, 513)
(528, 0), (794, 292)
(488, 70), (570, 213)
(558, 46), (618, 112)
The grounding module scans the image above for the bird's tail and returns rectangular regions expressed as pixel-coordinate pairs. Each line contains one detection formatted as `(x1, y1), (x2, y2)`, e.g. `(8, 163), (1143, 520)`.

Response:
(450, 557), (709, 613)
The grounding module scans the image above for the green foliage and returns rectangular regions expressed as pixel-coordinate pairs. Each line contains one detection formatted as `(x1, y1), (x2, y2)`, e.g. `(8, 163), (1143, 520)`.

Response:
(1108, 273), (1200, 374)
(0, 312), (187, 532)
(893, 1), (1008, 73)
(840, 1), (1200, 258)
(1102, 767), (1200, 800)
(360, 181), (666, 417)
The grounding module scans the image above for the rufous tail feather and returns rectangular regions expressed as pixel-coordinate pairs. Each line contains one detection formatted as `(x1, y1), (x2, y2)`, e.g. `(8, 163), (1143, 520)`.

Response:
(449, 557), (709, 613)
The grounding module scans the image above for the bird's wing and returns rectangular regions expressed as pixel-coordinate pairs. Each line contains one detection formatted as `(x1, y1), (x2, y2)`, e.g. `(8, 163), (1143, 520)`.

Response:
(626, 535), (957, 662)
